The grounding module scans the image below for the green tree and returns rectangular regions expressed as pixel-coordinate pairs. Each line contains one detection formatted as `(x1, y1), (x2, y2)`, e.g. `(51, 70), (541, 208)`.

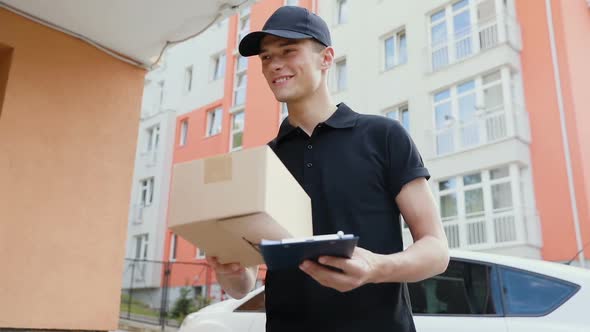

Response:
(171, 286), (197, 322)
(195, 293), (212, 310)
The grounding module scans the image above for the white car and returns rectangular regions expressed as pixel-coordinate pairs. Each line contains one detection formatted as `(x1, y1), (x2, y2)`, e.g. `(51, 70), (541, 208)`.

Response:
(179, 250), (590, 332)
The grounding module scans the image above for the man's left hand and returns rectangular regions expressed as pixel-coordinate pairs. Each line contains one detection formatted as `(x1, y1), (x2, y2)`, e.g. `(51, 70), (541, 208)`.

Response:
(299, 246), (383, 292)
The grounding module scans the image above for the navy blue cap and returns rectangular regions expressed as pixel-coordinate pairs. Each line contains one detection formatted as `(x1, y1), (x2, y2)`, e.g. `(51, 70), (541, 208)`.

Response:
(239, 6), (331, 57)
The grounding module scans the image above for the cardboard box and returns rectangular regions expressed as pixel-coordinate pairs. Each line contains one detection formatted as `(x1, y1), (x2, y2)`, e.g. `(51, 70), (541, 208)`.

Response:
(168, 145), (313, 267)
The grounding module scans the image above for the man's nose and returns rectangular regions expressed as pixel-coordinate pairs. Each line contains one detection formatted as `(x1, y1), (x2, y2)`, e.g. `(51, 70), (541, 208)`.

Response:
(270, 58), (284, 71)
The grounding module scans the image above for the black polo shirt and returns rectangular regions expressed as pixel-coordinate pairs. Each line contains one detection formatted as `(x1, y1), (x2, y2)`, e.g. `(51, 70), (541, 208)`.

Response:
(265, 103), (430, 332)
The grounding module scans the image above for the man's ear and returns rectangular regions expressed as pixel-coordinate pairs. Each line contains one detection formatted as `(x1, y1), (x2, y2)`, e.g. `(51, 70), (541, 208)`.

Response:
(320, 47), (335, 70)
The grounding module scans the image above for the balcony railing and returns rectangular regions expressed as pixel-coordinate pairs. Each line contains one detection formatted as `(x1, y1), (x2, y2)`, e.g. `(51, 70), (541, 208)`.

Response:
(429, 104), (530, 157)
(403, 207), (541, 250)
(427, 11), (521, 72)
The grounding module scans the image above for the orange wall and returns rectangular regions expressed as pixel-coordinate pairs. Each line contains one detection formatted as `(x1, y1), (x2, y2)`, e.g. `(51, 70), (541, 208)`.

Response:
(0, 8), (145, 330)
(517, 0), (589, 261)
(554, 0), (590, 258)
(173, 100), (229, 163)
(166, 235), (212, 287)
(166, 0), (316, 288)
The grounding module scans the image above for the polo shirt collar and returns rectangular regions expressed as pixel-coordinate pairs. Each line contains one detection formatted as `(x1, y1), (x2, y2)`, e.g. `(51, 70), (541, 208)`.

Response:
(324, 102), (359, 128)
(276, 102), (358, 143)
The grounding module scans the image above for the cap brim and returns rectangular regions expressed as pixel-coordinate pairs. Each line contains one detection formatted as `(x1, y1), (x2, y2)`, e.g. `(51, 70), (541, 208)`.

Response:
(238, 29), (313, 57)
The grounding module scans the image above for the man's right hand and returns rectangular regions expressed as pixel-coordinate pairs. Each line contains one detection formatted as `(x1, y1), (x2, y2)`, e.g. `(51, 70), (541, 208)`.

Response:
(205, 256), (247, 277)
(205, 256), (259, 299)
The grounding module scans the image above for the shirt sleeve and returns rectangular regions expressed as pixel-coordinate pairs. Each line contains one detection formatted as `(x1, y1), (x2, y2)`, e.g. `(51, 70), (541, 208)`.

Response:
(386, 120), (430, 198)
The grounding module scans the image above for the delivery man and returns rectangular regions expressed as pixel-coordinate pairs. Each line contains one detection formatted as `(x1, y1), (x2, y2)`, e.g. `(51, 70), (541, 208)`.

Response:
(206, 6), (449, 332)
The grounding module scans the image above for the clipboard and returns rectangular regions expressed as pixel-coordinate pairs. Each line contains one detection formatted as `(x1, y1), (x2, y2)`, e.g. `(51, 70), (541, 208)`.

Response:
(258, 232), (359, 270)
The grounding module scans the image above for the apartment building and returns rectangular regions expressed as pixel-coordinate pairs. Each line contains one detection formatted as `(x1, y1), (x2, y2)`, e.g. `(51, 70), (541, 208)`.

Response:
(124, 0), (590, 308)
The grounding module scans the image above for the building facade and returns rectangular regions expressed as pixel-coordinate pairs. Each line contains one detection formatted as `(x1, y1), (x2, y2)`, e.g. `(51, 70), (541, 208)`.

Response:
(123, 0), (590, 308)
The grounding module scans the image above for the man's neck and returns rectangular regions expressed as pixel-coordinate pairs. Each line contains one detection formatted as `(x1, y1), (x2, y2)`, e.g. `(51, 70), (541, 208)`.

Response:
(286, 89), (337, 136)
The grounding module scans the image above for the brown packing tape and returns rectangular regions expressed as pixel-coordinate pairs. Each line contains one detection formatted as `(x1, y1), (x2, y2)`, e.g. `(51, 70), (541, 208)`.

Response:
(204, 154), (232, 184)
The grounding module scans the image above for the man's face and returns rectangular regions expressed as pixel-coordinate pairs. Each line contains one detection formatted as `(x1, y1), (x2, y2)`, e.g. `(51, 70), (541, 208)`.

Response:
(258, 35), (327, 103)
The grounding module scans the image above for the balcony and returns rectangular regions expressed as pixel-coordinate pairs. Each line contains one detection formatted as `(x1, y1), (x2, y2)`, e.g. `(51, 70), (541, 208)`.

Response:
(429, 104), (530, 158)
(403, 207), (542, 250)
(427, 11), (522, 72)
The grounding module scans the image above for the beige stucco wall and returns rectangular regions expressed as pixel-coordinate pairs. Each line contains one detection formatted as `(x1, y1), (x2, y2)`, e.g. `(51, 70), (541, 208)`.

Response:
(0, 8), (145, 330)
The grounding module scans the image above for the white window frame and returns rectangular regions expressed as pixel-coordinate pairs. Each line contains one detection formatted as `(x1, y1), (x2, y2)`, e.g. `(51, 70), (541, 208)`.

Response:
(169, 234), (177, 261)
(285, 0), (299, 5)
(196, 247), (206, 259)
(429, 7), (450, 70)
(382, 28), (407, 70)
(230, 110), (245, 151)
(236, 54), (248, 74)
(384, 103), (410, 132)
(434, 164), (520, 249)
(184, 65), (193, 93)
(489, 166), (513, 212)
(333, 57), (347, 93)
(139, 177), (155, 207)
(481, 70), (504, 112)
(335, 0), (349, 25)
(438, 177), (459, 222)
(179, 119), (188, 146)
(233, 53), (248, 108)
(212, 52), (226, 81)
(145, 124), (160, 152)
(206, 107), (223, 137)
(237, 8), (251, 46)
(432, 68), (510, 156)
(433, 87), (453, 125)
(428, 0), (505, 71)
(134, 234), (149, 260)
(233, 71), (247, 107)
(463, 173), (485, 220)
